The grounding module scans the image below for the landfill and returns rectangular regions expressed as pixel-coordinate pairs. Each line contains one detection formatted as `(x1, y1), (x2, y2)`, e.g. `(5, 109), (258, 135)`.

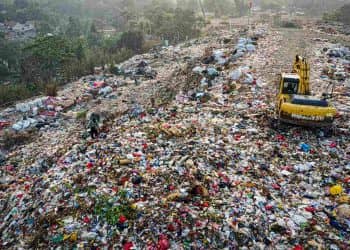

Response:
(0, 20), (350, 249)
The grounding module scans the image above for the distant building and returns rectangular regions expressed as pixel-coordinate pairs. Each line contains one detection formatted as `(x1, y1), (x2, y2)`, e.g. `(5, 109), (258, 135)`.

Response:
(11, 21), (36, 40)
(101, 26), (117, 37)
(0, 21), (36, 40)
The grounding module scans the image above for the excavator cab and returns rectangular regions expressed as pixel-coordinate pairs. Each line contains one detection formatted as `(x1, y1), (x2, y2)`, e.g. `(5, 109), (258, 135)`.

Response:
(281, 75), (299, 94)
(276, 55), (337, 127)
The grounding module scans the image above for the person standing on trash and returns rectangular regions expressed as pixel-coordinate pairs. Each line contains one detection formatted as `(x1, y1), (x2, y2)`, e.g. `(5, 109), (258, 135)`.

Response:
(87, 113), (100, 139)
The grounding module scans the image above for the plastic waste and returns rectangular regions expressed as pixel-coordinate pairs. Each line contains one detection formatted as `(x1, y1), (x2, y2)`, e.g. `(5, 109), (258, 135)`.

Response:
(192, 66), (205, 74)
(243, 73), (254, 84)
(230, 69), (242, 80)
(246, 44), (256, 52)
(300, 143), (311, 152)
(294, 162), (315, 172)
(0, 150), (5, 164)
(330, 185), (343, 196)
(1, 24), (349, 250)
(98, 86), (113, 96)
(12, 118), (37, 131)
(207, 67), (219, 77)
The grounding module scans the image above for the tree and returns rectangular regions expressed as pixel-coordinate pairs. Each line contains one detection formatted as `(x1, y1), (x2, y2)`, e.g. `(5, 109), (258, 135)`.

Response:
(177, 0), (199, 11)
(198, 0), (206, 19)
(87, 21), (101, 47)
(14, 0), (28, 9)
(144, 4), (204, 43)
(65, 16), (82, 38)
(203, 0), (235, 16)
(74, 38), (87, 62)
(0, 33), (21, 80)
(260, 0), (285, 11)
(117, 31), (144, 52)
(336, 4), (350, 24)
(135, 17), (152, 35)
(152, 0), (175, 9)
(173, 8), (203, 42)
(21, 35), (75, 83)
(234, 0), (249, 17)
(114, 0), (138, 31)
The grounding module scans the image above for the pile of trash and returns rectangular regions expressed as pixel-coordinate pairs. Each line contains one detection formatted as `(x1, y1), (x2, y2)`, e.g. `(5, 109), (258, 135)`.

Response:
(326, 45), (350, 59)
(191, 35), (262, 96)
(7, 97), (63, 131)
(119, 58), (158, 79)
(232, 37), (257, 60)
(319, 44), (350, 89)
(230, 66), (255, 84)
(0, 23), (349, 249)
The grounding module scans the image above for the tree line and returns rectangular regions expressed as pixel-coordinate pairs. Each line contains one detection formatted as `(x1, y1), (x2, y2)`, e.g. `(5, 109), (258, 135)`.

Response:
(0, 0), (208, 105)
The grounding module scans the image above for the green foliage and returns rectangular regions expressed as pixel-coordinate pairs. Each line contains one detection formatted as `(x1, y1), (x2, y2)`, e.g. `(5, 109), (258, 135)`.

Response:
(151, 0), (175, 9)
(234, 0), (250, 17)
(93, 193), (136, 225)
(260, 0), (285, 11)
(144, 6), (203, 43)
(0, 35), (21, 81)
(177, 0), (199, 11)
(0, 0), (206, 107)
(74, 38), (87, 62)
(14, 0), (29, 9)
(24, 35), (74, 63)
(202, 0), (235, 17)
(323, 4), (350, 25)
(0, 82), (45, 106)
(280, 21), (301, 29)
(65, 16), (82, 38)
(197, 0), (250, 17)
(117, 30), (144, 52)
(102, 33), (122, 51)
(21, 35), (75, 83)
(76, 110), (88, 121)
(87, 22), (102, 47)
(0, 64), (9, 76)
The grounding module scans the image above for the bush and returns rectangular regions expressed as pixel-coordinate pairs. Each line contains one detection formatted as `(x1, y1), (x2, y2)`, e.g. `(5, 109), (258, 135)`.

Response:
(0, 83), (41, 106)
(45, 83), (58, 97)
(117, 31), (145, 53)
(323, 4), (350, 24)
(142, 40), (161, 52)
(280, 21), (300, 29)
(337, 4), (350, 24)
(1, 130), (35, 150)
(0, 47), (136, 108)
(76, 110), (87, 121)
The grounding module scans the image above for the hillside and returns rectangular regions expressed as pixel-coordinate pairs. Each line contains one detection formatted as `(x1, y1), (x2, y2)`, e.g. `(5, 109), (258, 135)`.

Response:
(0, 16), (350, 248)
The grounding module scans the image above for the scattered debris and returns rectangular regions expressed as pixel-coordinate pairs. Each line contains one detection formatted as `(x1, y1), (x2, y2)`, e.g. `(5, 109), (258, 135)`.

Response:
(0, 21), (349, 249)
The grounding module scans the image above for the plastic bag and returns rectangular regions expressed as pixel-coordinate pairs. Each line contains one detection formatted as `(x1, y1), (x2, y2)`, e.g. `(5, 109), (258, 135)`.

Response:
(246, 44), (256, 52)
(98, 86), (113, 96)
(192, 66), (205, 74)
(230, 69), (242, 80)
(243, 73), (254, 84)
(207, 67), (219, 77)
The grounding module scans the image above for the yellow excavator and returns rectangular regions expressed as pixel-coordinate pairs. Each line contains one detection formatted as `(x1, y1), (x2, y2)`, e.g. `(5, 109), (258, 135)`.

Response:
(276, 55), (337, 127)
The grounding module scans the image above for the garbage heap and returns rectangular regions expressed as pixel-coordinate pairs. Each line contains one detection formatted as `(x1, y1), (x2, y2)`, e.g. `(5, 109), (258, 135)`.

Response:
(0, 24), (350, 249)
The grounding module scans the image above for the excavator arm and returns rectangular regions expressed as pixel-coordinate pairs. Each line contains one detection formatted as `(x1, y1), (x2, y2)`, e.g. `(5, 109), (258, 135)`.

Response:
(293, 55), (310, 95)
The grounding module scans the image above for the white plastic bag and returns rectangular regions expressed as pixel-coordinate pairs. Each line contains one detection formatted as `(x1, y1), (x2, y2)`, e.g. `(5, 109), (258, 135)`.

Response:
(230, 69), (242, 80)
